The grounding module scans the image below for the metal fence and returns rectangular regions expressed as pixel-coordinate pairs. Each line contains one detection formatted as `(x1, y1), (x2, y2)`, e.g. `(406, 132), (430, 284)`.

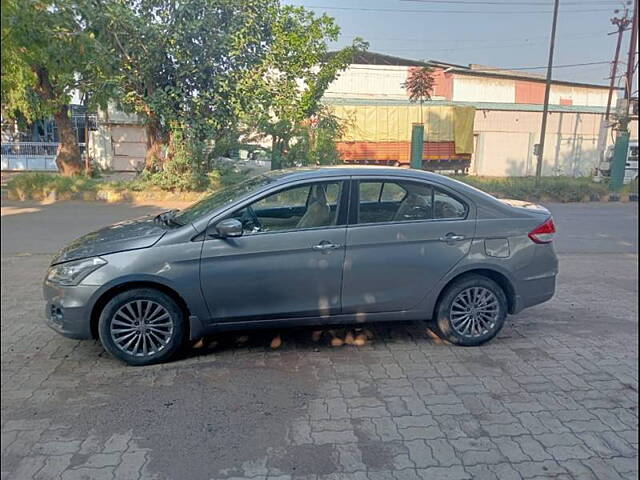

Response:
(1, 142), (60, 171)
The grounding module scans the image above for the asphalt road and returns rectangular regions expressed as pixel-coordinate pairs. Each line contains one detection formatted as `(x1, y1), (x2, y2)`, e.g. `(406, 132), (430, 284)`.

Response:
(1, 200), (638, 480)
(1, 200), (637, 256)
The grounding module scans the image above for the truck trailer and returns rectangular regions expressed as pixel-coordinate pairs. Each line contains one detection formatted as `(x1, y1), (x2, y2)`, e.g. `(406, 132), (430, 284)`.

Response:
(328, 103), (475, 173)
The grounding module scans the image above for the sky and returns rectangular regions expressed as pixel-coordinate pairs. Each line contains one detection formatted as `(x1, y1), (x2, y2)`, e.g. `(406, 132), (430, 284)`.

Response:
(284, 0), (638, 89)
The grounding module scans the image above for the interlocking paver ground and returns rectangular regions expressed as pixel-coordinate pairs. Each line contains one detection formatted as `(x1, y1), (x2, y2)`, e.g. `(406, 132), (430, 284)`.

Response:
(1, 201), (637, 480)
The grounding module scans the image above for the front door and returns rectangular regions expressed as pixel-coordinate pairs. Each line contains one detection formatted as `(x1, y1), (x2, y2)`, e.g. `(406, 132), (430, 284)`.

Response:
(200, 179), (349, 321)
(342, 178), (475, 314)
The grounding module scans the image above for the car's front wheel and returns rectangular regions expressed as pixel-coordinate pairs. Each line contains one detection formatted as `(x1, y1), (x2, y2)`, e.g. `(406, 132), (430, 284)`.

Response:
(433, 275), (507, 346)
(98, 288), (186, 366)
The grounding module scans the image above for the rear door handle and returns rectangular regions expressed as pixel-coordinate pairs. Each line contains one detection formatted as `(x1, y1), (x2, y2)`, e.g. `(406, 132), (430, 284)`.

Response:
(312, 241), (342, 251)
(439, 233), (466, 242)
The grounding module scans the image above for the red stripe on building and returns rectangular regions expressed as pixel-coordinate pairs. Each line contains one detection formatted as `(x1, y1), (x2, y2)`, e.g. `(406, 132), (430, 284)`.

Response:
(336, 141), (469, 163)
(515, 80), (545, 104)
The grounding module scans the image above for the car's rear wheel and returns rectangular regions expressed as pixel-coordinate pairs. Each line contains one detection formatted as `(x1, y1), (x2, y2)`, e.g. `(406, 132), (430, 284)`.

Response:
(98, 288), (185, 366)
(433, 275), (507, 346)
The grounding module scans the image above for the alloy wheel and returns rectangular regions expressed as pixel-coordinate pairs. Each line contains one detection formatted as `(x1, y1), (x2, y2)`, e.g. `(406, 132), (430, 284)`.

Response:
(109, 300), (174, 357)
(449, 287), (500, 338)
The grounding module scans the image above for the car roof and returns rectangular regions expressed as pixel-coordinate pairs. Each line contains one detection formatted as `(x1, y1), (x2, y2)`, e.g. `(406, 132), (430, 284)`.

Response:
(267, 165), (448, 183)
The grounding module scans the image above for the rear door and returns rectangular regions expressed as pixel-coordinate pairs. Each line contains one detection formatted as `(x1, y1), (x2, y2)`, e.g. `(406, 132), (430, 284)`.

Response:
(341, 177), (476, 314)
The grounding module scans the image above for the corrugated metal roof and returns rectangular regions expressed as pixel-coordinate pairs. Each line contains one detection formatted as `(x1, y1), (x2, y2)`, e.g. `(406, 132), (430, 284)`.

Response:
(327, 51), (615, 90)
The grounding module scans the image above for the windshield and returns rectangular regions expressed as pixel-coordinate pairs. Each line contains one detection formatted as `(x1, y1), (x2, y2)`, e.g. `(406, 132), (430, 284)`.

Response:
(174, 174), (276, 224)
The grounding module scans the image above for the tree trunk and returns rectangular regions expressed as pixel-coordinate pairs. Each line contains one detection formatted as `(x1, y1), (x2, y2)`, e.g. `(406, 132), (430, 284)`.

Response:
(144, 115), (166, 171)
(53, 105), (83, 176)
(32, 66), (83, 176)
(271, 136), (282, 170)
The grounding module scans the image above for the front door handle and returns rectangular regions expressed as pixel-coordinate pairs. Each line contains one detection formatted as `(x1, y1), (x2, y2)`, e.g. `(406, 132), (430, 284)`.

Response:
(439, 233), (466, 242)
(312, 241), (342, 251)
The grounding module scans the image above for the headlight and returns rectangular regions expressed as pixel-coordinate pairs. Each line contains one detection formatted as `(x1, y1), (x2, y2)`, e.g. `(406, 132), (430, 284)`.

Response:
(47, 257), (107, 286)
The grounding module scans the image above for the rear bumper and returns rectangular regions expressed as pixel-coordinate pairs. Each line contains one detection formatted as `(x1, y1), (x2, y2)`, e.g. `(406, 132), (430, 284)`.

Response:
(43, 282), (98, 340)
(512, 274), (556, 314)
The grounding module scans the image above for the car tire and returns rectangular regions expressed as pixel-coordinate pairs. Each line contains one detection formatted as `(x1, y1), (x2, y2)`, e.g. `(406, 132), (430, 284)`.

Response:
(433, 275), (507, 346)
(98, 288), (186, 366)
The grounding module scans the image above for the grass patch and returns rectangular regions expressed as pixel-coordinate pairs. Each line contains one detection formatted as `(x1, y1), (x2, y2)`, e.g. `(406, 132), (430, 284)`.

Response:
(5, 167), (253, 201)
(6, 173), (99, 201)
(450, 175), (610, 203)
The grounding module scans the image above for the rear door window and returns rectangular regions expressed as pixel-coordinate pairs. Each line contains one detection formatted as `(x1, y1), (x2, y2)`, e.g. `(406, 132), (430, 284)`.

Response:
(434, 189), (467, 219)
(355, 179), (467, 224)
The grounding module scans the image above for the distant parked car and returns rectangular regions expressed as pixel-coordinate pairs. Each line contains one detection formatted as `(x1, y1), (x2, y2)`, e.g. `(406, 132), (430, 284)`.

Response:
(44, 167), (558, 365)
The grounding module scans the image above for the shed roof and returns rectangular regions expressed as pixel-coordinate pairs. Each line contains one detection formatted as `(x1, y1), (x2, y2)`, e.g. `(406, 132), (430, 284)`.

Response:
(328, 51), (617, 90)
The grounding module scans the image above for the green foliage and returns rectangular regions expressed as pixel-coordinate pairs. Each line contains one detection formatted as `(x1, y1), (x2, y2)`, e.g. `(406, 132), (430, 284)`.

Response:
(6, 165), (251, 199)
(7, 172), (97, 199)
(285, 108), (344, 167)
(94, 0), (279, 167)
(4, 1), (364, 177)
(404, 66), (436, 104)
(240, 5), (367, 168)
(622, 177), (638, 195)
(451, 176), (610, 203)
(1, 0), (113, 120)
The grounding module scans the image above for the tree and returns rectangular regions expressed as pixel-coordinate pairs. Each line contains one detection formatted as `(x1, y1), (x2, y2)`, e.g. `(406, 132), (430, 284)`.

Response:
(404, 66), (436, 123)
(1, 0), (113, 175)
(94, 0), (279, 172)
(286, 107), (345, 167)
(240, 6), (367, 169)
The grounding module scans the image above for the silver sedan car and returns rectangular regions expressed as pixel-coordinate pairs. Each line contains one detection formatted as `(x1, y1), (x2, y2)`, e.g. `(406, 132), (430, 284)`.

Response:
(44, 167), (558, 365)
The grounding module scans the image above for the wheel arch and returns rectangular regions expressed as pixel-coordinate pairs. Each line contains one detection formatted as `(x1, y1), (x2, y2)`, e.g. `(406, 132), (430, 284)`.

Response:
(432, 267), (517, 319)
(89, 280), (192, 340)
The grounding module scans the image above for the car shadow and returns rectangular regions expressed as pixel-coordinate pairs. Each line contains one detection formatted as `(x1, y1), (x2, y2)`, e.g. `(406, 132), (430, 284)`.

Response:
(172, 320), (452, 363)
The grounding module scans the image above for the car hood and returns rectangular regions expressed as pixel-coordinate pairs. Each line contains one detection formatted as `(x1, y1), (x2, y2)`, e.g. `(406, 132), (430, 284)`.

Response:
(51, 215), (167, 265)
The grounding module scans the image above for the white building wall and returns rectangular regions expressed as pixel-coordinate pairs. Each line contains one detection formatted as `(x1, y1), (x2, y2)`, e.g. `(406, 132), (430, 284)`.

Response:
(325, 65), (411, 100)
(549, 85), (610, 107)
(472, 110), (611, 177)
(453, 76), (515, 103)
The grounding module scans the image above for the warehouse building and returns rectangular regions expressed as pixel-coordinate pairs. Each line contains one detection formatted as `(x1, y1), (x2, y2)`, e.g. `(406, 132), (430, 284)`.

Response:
(324, 51), (636, 177)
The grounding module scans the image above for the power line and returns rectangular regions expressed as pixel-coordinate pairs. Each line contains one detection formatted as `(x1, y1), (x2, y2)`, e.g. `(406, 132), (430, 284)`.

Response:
(402, 0), (620, 5)
(364, 38), (611, 53)
(480, 61), (612, 70)
(300, 4), (614, 14)
(339, 30), (610, 45)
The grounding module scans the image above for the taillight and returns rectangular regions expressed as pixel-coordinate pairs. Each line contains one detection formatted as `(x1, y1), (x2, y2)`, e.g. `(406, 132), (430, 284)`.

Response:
(529, 217), (556, 244)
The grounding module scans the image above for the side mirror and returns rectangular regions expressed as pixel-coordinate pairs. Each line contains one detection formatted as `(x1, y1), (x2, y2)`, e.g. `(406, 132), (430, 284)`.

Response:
(212, 218), (243, 238)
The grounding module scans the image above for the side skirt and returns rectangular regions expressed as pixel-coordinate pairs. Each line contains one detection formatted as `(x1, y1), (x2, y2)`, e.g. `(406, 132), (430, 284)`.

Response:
(191, 310), (431, 338)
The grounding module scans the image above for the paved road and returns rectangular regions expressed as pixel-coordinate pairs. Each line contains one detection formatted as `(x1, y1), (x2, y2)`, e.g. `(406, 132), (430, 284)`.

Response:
(1, 200), (638, 480)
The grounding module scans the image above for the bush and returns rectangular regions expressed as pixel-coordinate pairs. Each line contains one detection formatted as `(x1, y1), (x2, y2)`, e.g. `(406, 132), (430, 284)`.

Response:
(6, 166), (253, 200)
(6, 173), (98, 200)
(450, 176), (609, 203)
(622, 177), (638, 195)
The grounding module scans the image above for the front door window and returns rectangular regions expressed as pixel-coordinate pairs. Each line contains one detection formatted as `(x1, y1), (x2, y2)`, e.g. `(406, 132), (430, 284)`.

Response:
(228, 181), (343, 234)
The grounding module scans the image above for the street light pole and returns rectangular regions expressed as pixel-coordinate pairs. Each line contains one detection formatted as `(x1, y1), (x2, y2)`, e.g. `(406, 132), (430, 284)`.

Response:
(535, 0), (560, 184)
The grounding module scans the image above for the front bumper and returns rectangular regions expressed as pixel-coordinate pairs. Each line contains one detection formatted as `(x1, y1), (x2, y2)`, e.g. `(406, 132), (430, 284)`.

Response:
(43, 281), (100, 340)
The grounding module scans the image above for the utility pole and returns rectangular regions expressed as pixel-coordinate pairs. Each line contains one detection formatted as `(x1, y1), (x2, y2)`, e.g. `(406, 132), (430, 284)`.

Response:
(610, 0), (638, 192)
(534, 0), (560, 184)
(624, 0), (638, 99)
(605, 9), (631, 120)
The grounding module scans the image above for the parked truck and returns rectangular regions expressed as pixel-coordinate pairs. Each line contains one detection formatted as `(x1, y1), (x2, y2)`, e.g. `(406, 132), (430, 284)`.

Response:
(328, 103), (475, 173)
(594, 140), (639, 185)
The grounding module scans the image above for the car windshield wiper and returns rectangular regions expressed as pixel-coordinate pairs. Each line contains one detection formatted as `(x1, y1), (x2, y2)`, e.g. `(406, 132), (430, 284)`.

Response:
(154, 209), (183, 226)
